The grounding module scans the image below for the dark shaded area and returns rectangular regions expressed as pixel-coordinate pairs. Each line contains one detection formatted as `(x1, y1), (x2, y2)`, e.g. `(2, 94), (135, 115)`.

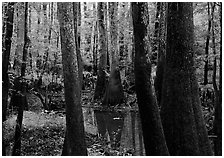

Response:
(103, 68), (124, 106)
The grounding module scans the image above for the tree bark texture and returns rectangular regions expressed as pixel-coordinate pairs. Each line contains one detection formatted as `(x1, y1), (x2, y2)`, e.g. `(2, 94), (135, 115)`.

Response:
(2, 2), (15, 122)
(13, 3), (24, 75)
(154, 2), (167, 106)
(12, 2), (29, 156)
(94, 2), (107, 100)
(132, 2), (169, 156)
(2, 2), (15, 156)
(73, 2), (83, 88)
(204, 2), (212, 85)
(103, 2), (124, 106)
(160, 3), (213, 156)
(57, 2), (87, 156)
(213, 2), (222, 156)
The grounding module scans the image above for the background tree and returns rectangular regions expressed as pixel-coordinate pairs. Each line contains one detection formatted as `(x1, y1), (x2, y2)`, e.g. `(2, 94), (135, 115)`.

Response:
(94, 2), (107, 100)
(131, 2), (169, 156)
(203, 3), (212, 85)
(103, 2), (124, 106)
(57, 2), (87, 155)
(12, 2), (29, 155)
(160, 3), (212, 155)
(13, 3), (24, 75)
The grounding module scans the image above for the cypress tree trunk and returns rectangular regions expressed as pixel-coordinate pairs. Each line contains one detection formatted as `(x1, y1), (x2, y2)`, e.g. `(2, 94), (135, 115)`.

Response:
(57, 2), (87, 155)
(213, 2), (222, 156)
(132, 2), (169, 156)
(103, 2), (124, 106)
(160, 3), (213, 156)
(94, 2), (107, 100)
(73, 2), (83, 88)
(204, 2), (212, 85)
(154, 2), (167, 105)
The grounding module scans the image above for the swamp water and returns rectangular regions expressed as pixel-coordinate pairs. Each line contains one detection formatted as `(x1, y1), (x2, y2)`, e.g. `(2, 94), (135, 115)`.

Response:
(83, 107), (145, 155)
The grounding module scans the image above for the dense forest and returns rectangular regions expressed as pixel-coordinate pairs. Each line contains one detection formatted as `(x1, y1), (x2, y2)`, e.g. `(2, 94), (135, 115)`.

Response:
(2, 2), (222, 156)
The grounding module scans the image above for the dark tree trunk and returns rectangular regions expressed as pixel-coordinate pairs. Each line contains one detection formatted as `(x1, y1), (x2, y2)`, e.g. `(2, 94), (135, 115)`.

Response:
(104, 3), (110, 72)
(28, 3), (32, 72)
(73, 2), (83, 88)
(2, 2), (15, 122)
(154, 2), (167, 106)
(131, 2), (169, 156)
(213, 2), (222, 156)
(57, 2), (87, 155)
(204, 2), (212, 85)
(103, 2), (124, 106)
(92, 20), (98, 76)
(94, 2), (107, 100)
(2, 2), (15, 156)
(160, 3), (213, 156)
(12, 2), (29, 156)
(92, 3), (98, 76)
(103, 68), (124, 106)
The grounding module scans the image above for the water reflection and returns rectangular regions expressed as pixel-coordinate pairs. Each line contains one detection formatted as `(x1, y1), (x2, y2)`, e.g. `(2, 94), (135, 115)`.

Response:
(83, 107), (145, 155)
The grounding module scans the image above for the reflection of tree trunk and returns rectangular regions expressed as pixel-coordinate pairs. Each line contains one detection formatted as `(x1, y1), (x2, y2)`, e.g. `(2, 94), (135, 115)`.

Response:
(131, 112), (136, 153)
(120, 111), (133, 151)
(95, 110), (124, 148)
(95, 110), (107, 137)
(137, 113), (144, 155)
(134, 112), (144, 155)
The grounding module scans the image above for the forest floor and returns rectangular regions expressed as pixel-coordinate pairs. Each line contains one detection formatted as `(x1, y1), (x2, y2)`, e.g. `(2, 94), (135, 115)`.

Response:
(3, 90), (132, 156)
(3, 110), (117, 156)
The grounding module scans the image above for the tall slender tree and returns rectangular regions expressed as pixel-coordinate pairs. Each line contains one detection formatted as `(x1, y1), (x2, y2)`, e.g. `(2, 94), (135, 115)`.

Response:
(13, 3), (24, 75)
(2, 2), (15, 122)
(73, 2), (83, 87)
(2, 2), (15, 156)
(131, 2), (169, 156)
(12, 2), (29, 156)
(94, 2), (107, 100)
(204, 2), (212, 85)
(103, 2), (124, 106)
(213, 2), (222, 156)
(160, 3), (213, 155)
(57, 2), (87, 155)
